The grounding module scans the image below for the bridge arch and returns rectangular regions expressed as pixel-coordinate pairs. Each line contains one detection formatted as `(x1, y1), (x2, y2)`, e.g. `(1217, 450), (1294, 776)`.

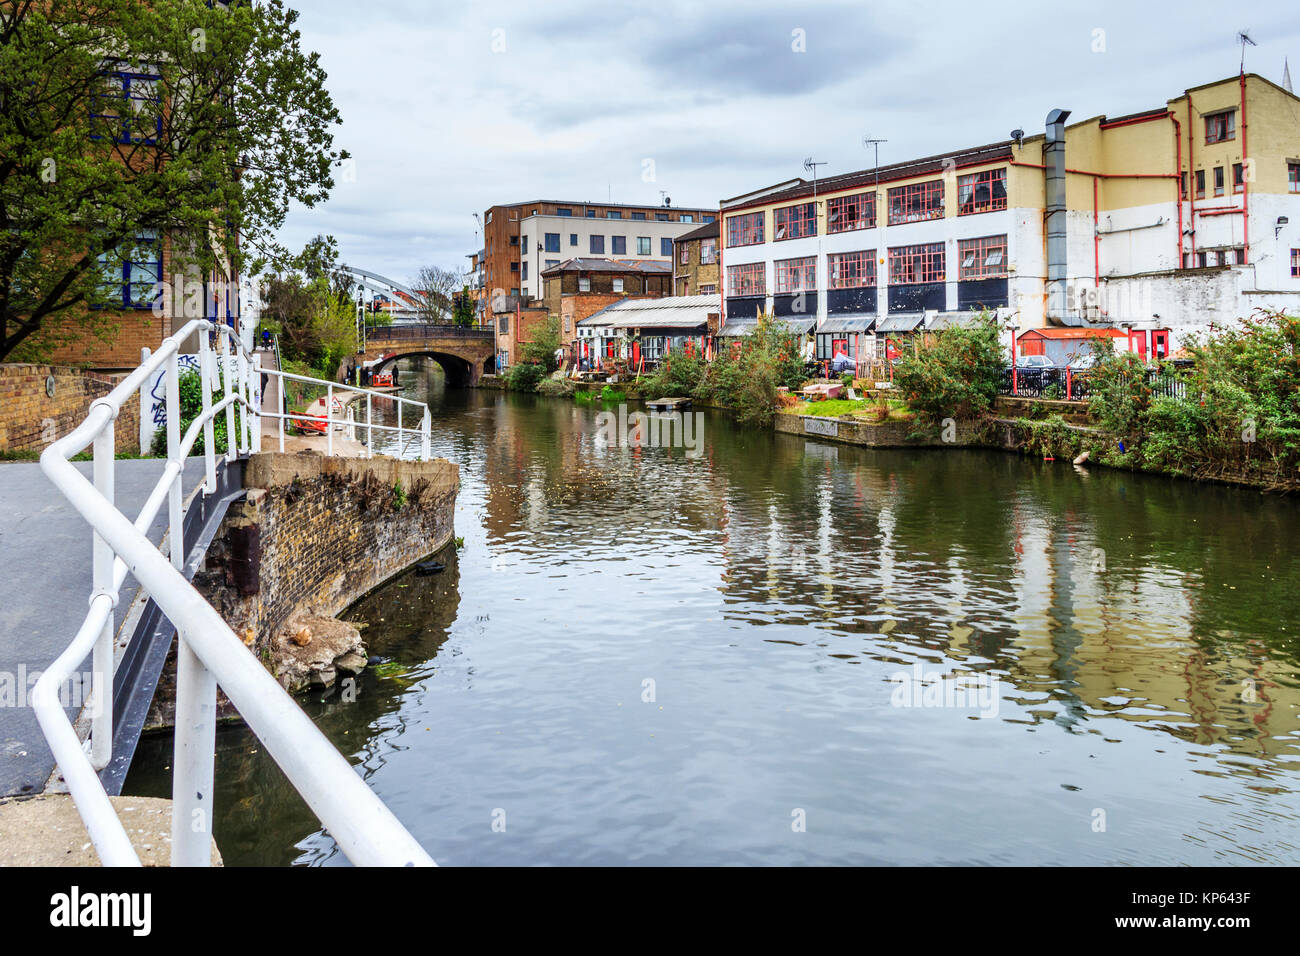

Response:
(373, 351), (474, 388)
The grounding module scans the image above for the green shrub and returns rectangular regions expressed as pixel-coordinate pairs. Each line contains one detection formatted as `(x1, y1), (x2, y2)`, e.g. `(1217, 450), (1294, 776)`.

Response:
(504, 361), (547, 392)
(892, 312), (1004, 425)
(149, 367), (242, 457)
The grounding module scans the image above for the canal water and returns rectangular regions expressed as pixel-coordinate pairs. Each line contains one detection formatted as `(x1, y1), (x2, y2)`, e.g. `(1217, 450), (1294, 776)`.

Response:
(128, 364), (1300, 865)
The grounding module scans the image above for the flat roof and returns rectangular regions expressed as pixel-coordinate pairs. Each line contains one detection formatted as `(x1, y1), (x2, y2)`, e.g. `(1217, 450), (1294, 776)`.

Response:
(540, 257), (673, 277)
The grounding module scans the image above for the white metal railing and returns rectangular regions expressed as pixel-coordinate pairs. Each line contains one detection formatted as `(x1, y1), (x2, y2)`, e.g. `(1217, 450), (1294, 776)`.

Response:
(263, 367), (430, 460)
(35, 319), (435, 866)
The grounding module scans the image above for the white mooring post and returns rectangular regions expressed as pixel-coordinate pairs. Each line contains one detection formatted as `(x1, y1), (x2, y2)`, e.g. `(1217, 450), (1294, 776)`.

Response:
(90, 418), (115, 771)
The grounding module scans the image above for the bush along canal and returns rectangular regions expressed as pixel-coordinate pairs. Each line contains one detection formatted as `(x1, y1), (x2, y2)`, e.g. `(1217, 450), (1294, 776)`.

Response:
(126, 363), (1300, 866)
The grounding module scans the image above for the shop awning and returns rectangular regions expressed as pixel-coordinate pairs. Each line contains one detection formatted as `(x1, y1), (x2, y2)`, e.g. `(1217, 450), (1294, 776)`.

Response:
(718, 319), (759, 336)
(818, 316), (875, 333)
(877, 314), (924, 333)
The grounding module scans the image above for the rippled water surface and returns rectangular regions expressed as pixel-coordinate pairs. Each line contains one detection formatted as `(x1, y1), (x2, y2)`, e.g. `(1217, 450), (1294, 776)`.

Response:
(128, 367), (1300, 865)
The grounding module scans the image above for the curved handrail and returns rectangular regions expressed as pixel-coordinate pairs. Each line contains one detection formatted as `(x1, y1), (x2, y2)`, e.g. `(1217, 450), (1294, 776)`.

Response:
(36, 319), (435, 866)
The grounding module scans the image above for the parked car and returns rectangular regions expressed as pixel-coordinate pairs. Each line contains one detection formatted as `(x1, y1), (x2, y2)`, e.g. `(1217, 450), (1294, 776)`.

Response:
(1066, 353), (1097, 370)
(1015, 354), (1056, 370)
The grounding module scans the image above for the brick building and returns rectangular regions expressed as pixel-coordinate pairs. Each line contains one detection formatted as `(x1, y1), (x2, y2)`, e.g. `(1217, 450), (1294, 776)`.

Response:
(481, 198), (716, 368)
(671, 221), (720, 296)
(539, 258), (672, 357)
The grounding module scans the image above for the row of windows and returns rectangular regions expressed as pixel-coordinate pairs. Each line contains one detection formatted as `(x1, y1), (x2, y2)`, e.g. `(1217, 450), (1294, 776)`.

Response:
(726, 236), (1009, 294)
(678, 238), (717, 265)
(725, 169), (1008, 247)
(551, 208), (714, 223)
(530, 234), (675, 257)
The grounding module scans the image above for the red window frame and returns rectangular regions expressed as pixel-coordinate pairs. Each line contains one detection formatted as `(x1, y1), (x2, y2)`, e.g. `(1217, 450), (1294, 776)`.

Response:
(1205, 110), (1235, 144)
(1195, 169), (1205, 199)
(827, 192), (875, 233)
(888, 243), (945, 284)
(700, 238), (717, 264)
(679, 242), (690, 265)
(1214, 166), (1224, 197)
(774, 256), (815, 293)
(773, 202), (816, 241)
(1233, 163), (1244, 194)
(726, 211), (765, 247)
(957, 235), (1008, 280)
(827, 250), (876, 288)
(1292, 249), (1300, 278)
(1290, 162), (1300, 194)
(727, 262), (765, 297)
(957, 168), (1008, 215)
(888, 179), (945, 225)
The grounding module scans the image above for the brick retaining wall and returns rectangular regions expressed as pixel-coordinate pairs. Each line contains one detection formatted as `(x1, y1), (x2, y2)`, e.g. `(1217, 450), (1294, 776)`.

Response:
(0, 364), (140, 455)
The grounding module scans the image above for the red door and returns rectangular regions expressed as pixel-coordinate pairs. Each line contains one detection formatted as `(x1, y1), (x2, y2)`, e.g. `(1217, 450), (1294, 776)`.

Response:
(1153, 330), (1169, 361)
(1130, 331), (1147, 359)
(632, 342), (641, 367)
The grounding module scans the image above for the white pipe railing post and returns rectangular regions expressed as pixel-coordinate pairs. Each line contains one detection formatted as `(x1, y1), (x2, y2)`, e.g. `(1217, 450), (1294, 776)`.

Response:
(223, 336), (237, 465)
(170, 626), (217, 867)
(278, 368), (286, 452)
(366, 394), (373, 458)
(251, 353), (263, 454)
(421, 408), (430, 461)
(90, 415), (115, 771)
(239, 346), (251, 454)
(165, 351), (183, 571)
(199, 332), (216, 494)
(326, 383), (334, 457)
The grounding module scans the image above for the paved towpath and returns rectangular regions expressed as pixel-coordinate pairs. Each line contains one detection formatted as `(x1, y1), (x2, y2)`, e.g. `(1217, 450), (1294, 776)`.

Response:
(0, 458), (200, 797)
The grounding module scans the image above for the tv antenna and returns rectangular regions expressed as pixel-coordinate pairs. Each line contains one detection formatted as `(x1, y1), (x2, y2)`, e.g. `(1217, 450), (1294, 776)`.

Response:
(1238, 30), (1256, 73)
(863, 136), (887, 192)
(803, 156), (826, 200)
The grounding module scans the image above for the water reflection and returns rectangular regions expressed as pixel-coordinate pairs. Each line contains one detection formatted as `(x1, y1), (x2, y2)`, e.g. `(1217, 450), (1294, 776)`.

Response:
(127, 359), (1300, 865)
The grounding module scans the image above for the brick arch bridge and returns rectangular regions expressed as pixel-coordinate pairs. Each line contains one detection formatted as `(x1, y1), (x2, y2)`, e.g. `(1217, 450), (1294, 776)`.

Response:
(343, 325), (495, 387)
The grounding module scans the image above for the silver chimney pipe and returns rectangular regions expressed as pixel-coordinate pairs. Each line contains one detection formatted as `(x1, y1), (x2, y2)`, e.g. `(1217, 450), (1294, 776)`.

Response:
(1044, 109), (1072, 324)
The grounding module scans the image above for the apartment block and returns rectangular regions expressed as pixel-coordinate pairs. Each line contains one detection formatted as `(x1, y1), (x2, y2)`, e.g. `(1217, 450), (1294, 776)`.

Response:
(719, 73), (1300, 361)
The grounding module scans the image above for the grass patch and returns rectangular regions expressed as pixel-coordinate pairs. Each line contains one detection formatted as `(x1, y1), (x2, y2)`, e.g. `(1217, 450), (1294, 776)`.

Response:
(784, 398), (911, 420)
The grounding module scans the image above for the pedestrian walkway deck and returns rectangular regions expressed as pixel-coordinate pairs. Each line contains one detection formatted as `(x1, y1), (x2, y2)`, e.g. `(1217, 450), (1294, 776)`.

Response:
(0, 458), (201, 797)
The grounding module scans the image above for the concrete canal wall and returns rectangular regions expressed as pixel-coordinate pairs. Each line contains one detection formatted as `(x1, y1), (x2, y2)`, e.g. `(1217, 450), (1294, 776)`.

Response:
(190, 451), (459, 694)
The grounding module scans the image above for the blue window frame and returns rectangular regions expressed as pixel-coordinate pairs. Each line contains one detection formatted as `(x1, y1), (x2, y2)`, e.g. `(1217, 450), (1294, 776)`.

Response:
(703, 215), (716, 223)
(607, 211), (622, 219)
(97, 230), (162, 309)
(660, 237), (672, 256)
(544, 233), (560, 253)
(611, 235), (626, 255)
(569, 233), (578, 246)
(586, 209), (596, 218)
(680, 215), (694, 223)
(590, 235), (605, 254)
(91, 68), (162, 145)
(556, 208), (572, 216)
(631, 212), (646, 220)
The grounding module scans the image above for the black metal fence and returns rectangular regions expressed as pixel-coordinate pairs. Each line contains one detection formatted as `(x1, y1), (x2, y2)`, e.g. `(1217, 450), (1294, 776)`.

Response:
(999, 365), (1190, 402)
(365, 323), (494, 341)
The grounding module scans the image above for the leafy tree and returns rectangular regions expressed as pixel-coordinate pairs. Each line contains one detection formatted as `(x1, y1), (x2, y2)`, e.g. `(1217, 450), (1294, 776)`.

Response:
(520, 314), (562, 371)
(892, 313), (1004, 424)
(1, 0), (347, 360)
(410, 265), (459, 325)
(259, 237), (356, 373)
(452, 285), (475, 327)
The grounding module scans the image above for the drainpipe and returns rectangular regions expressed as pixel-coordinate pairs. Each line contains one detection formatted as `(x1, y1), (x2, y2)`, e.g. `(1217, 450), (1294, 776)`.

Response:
(1240, 72), (1250, 264)
(1170, 113), (1184, 267)
(1045, 109), (1073, 324)
(1187, 94), (1197, 260)
(1092, 177), (1100, 287)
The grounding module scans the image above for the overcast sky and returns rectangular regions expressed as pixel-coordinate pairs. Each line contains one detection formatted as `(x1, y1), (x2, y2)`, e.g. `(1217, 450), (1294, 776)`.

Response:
(275, 0), (1300, 287)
